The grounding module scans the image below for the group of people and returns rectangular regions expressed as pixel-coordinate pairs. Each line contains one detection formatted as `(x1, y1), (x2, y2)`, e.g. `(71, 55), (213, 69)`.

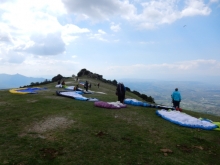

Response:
(84, 81), (94, 91)
(115, 83), (182, 110)
(58, 79), (181, 109)
(58, 80), (65, 86)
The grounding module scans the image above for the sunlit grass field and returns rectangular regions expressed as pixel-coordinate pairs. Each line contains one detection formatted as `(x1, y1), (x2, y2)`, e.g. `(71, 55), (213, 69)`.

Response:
(0, 77), (219, 165)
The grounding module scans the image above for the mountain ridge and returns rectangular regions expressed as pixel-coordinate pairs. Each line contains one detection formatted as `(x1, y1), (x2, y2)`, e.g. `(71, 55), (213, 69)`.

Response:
(0, 73), (46, 89)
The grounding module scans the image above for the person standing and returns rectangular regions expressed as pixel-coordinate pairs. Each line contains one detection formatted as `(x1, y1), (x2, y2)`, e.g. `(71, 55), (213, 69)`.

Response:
(84, 81), (88, 91)
(97, 83), (100, 88)
(116, 83), (125, 103)
(171, 88), (181, 109)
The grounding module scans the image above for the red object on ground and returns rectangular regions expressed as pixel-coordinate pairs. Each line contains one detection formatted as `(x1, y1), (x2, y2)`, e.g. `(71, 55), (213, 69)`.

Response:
(176, 107), (182, 112)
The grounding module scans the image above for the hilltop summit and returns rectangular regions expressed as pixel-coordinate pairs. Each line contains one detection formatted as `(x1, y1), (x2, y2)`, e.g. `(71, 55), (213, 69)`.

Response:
(77, 68), (103, 80)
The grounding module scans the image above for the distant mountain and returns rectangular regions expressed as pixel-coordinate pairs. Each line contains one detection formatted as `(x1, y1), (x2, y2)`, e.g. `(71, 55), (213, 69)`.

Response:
(0, 73), (46, 89)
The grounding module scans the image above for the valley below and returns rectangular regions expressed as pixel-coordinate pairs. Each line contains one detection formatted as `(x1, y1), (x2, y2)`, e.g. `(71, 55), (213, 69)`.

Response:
(122, 80), (220, 117)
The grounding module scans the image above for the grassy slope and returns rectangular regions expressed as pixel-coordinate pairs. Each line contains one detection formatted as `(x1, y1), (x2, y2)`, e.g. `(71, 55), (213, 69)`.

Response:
(0, 76), (219, 165)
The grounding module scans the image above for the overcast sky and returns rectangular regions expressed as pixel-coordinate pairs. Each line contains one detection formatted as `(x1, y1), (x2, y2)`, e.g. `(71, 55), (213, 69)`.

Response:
(0, 0), (220, 83)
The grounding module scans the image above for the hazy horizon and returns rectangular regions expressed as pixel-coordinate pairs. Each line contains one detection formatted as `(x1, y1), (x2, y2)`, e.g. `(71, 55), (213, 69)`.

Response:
(1, 72), (220, 86)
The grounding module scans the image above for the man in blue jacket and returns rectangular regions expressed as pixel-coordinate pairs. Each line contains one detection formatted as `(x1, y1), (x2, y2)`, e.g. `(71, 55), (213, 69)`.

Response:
(171, 88), (181, 109)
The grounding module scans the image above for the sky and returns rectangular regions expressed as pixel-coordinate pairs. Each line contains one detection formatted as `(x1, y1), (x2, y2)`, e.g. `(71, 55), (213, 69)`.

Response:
(0, 0), (220, 83)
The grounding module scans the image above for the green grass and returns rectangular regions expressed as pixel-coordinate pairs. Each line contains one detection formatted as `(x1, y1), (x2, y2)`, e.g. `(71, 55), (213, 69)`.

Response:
(0, 77), (220, 165)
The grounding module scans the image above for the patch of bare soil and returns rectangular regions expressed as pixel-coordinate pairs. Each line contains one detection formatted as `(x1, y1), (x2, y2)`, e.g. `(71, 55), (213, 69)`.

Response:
(176, 144), (213, 155)
(95, 92), (107, 94)
(176, 144), (192, 153)
(114, 112), (148, 126)
(20, 116), (74, 139)
(160, 148), (173, 156)
(40, 147), (64, 160)
(96, 131), (107, 137)
(65, 81), (72, 84)
(29, 116), (74, 133)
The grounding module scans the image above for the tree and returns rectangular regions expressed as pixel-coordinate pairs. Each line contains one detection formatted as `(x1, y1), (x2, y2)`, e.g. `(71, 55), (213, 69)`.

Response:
(132, 90), (141, 97)
(52, 74), (63, 82)
(112, 79), (117, 86)
(125, 87), (130, 92)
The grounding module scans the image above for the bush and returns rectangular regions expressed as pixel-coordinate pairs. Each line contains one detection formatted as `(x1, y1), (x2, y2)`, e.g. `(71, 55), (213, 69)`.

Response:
(125, 87), (130, 92)
(132, 90), (141, 97)
(112, 80), (117, 86)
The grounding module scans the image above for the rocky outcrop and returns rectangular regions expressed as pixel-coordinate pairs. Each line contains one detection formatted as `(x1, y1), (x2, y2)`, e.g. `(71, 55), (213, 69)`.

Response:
(77, 68), (103, 80)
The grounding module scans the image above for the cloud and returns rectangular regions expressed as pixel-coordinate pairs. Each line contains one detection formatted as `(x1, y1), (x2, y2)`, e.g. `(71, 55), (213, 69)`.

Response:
(88, 29), (108, 41)
(98, 29), (106, 34)
(181, 0), (211, 17)
(137, 0), (212, 29)
(62, 24), (90, 34)
(0, 0), (65, 35)
(0, 0), (218, 82)
(61, 0), (136, 21)
(104, 59), (220, 79)
(62, 24), (90, 44)
(0, 0), (9, 4)
(138, 22), (156, 29)
(61, 0), (213, 29)
(110, 23), (121, 32)
(0, 54), (79, 77)
(210, 0), (219, 3)
(7, 52), (25, 63)
(23, 32), (66, 55)
(0, 47), (25, 64)
(0, 0), (92, 56)
(0, 30), (12, 43)
(139, 41), (156, 44)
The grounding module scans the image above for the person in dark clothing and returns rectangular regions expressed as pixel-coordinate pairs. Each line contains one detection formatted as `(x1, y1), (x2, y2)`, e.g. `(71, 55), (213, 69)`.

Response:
(61, 80), (65, 85)
(84, 81), (88, 91)
(97, 83), (100, 88)
(116, 83), (125, 103)
(74, 84), (79, 91)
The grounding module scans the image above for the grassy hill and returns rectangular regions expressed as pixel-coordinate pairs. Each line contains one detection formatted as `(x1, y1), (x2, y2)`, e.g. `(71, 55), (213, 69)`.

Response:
(0, 76), (220, 165)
